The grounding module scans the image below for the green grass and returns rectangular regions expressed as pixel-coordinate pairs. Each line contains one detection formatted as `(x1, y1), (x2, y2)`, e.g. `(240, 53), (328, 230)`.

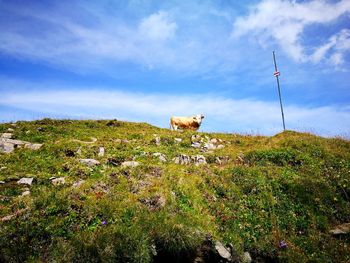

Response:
(0, 119), (349, 262)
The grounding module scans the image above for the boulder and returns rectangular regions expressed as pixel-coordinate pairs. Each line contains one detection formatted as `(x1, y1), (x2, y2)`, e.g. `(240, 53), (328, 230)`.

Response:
(173, 154), (191, 165)
(7, 128), (14, 132)
(17, 177), (34, 186)
(1, 133), (13, 139)
(80, 158), (100, 167)
(214, 241), (232, 261)
(121, 161), (139, 168)
(242, 252), (252, 263)
(202, 142), (216, 151)
(0, 142), (15, 153)
(192, 155), (207, 166)
(191, 142), (202, 148)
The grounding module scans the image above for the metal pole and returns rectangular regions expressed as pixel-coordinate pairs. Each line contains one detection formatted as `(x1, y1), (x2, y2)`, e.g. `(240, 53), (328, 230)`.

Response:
(273, 51), (286, 131)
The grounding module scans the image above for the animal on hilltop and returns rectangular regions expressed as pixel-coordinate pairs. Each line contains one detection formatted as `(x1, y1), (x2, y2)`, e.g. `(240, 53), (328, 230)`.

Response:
(170, 114), (205, 131)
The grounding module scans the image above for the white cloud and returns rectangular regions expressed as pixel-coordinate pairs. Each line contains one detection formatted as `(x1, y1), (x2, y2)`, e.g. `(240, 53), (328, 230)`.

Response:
(312, 29), (350, 67)
(0, 81), (349, 137)
(232, 0), (350, 65)
(138, 11), (177, 41)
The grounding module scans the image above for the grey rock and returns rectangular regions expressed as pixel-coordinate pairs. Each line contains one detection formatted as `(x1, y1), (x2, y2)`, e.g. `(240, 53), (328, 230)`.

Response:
(216, 144), (225, 149)
(0, 142), (15, 153)
(7, 128), (14, 132)
(192, 155), (207, 165)
(0, 181), (5, 184)
(191, 142), (201, 148)
(80, 158), (100, 167)
(191, 134), (201, 142)
(98, 147), (105, 157)
(17, 177), (34, 186)
(242, 252), (252, 263)
(1, 133), (13, 139)
(21, 190), (31, 197)
(210, 138), (218, 144)
(215, 241), (231, 261)
(173, 154), (191, 165)
(174, 138), (182, 143)
(329, 223), (350, 235)
(153, 153), (167, 162)
(121, 161), (139, 168)
(154, 136), (161, 146)
(51, 177), (66, 186)
(25, 143), (42, 150)
(202, 142), (216, 151)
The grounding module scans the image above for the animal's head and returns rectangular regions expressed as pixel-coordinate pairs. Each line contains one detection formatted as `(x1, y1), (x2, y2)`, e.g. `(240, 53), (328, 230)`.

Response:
(193, 114), (205, 124)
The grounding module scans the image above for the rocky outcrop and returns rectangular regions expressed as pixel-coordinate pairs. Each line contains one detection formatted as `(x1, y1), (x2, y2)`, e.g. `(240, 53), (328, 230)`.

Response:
(0, 135), (43, 154)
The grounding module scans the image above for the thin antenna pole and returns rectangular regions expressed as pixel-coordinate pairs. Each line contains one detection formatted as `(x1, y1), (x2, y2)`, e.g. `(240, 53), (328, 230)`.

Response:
(272, 51), (286, 131)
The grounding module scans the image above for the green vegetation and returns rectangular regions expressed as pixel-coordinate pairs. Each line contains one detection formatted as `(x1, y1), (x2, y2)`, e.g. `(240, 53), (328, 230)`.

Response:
(0, 119), (349, 262)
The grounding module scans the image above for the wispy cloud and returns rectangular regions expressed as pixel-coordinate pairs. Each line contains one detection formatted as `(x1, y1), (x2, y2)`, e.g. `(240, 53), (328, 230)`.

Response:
(232, 0), (350, 67)
(0, 80), (349, 137)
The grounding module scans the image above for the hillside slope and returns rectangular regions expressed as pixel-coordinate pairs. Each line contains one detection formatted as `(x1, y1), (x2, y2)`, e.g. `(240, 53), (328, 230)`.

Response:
(0, 119), (349, 262)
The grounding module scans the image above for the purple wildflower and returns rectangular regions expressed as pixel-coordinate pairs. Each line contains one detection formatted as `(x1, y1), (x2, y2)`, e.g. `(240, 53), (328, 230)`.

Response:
(279, 240), (288, 249)
(101, 220), (107, 225)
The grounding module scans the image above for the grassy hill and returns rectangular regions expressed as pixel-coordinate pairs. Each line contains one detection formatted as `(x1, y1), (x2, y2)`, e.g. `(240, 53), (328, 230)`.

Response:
(0, 119), (349, 262)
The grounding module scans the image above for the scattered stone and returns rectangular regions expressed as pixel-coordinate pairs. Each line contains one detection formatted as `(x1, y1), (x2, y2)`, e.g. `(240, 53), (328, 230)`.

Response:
(215, 156), (230, 165)
(1, 208), (28, 222)
(236, 153), (245, 164)
(210, 138), (218, 144)
(173, 154), (191, 165)
(216, 144), (225, 150)
(329, 223), (350, 235)
(153, 153), (167, 162)
(202, 142), (216, 151)
(121, 161), (139, 168)
(192, 155), (207, 166)
(17, 177), (34, 186)
(121, 139), (129, 143)
(214, 241), (232, 261)
(174, 138), (182, 143)
(25, 130), (30, 134)
(191, 142), (201, 148)
(114, 139), (122, 143)
(25, 143), (43, 150)
(72, 179), (85, 188)
(0, 142), (15, 153)
(21, 190), (31, 197)
(0, 181), (5, 184)
(153, 135), (161, 146)
(37, 127), (45, 132)
(98, 147), (105, 157)
(191, 134), (201, 142)
(1, 133), (13, 139)
(10, 123), (17, 127)
(242, 252), (252, 263)
(51, 177), (66, 186)
(139, 194), (166, 210)
(6, 128), (14, 132)
(80, 158), (100, 167)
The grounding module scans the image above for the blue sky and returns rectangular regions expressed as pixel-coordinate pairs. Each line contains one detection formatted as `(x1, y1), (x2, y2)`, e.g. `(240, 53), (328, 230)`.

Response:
(0, 0), (349, 137)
